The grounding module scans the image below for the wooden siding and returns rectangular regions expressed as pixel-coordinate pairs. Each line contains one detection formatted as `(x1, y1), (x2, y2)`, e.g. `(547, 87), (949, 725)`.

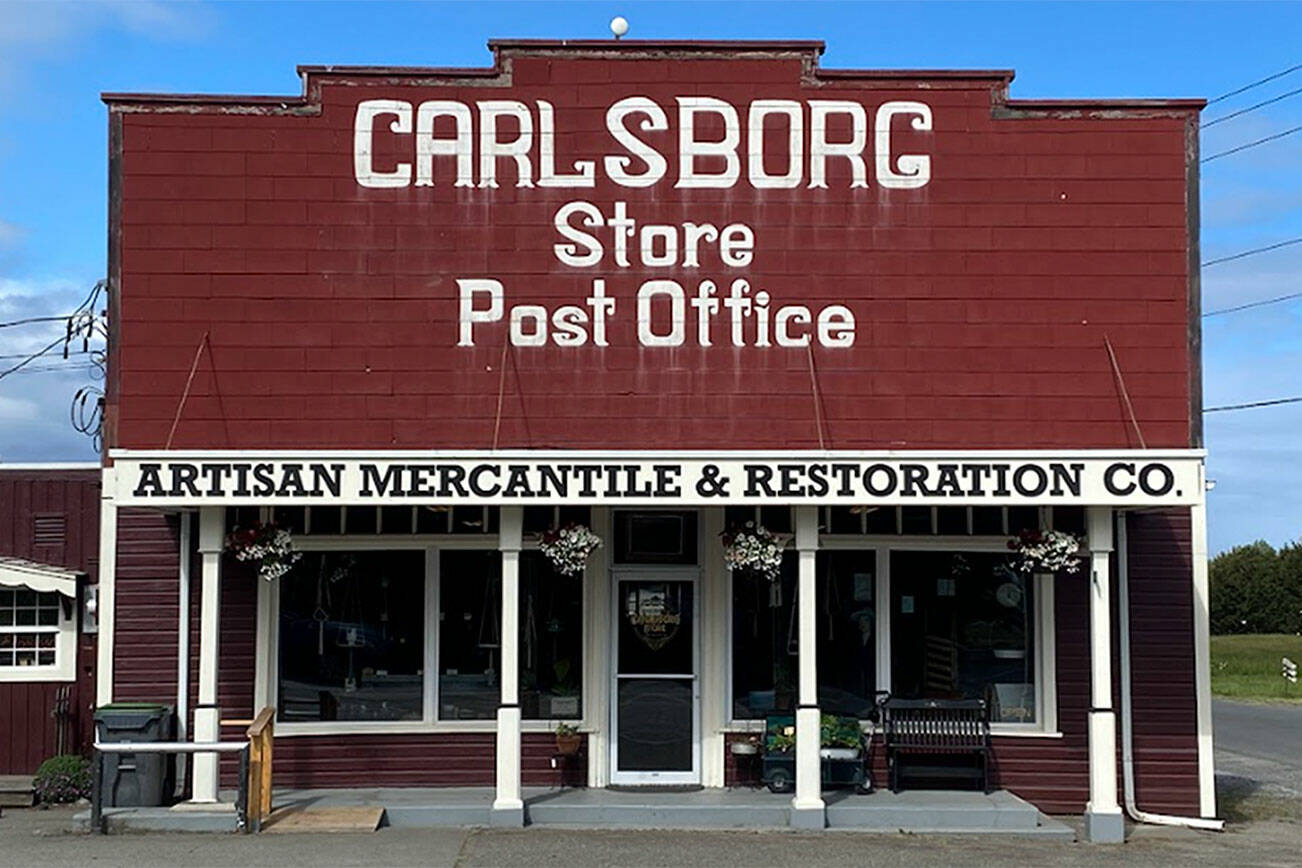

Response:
(107, 506), (1201, 811)
(0, 469), (100, 774)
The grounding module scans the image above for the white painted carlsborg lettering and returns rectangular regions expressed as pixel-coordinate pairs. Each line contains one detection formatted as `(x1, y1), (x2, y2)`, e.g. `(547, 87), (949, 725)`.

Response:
(354, 96), (933, 190)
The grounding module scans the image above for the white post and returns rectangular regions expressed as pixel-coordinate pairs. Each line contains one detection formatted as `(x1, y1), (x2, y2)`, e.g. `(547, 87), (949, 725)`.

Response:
(1085, 506), (1123, 842)
(492, 506), (524, 826)
(191, 506), (224, 803)
(791, 505), (824, 829)
(1189, 499), (1217, 818)
(94, 468), (117, 706)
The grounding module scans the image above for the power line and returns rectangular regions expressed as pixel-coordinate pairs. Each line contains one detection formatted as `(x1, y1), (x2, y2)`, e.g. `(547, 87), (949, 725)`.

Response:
(1203, 236), (1302, 268)
(1204, 290), (1302, 317)
(0, 335), (65, 381)
(1205, 396), (1302, 413)
(1202, 84), (1302, 127)
(0, 349), (90, 362)
(2, 362), (96, 376)
(1208, 62), (1302, 105)
(0, 314), (75, 330)
(1202, 124), (1302, 162)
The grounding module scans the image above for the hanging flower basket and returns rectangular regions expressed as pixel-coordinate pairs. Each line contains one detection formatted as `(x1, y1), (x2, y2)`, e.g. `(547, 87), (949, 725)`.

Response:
(225, 521), (302, 582)
(1008, 528), (1083, 574)
(721, 522), (788, 582)
(539, 523), (602, 576)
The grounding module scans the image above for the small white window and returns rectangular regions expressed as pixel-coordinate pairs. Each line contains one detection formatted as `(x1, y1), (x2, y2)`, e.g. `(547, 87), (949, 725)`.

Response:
(0, 588), (75, 682)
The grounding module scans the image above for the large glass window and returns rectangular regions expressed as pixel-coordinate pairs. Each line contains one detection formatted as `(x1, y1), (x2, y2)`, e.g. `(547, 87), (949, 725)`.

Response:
(438, 550), (584, 721)
(520, 551), (584, 720)
(890, 551), (1037, 724)
(731, 550), (878, 720)
(438, 550), (503, 720)
(277, 550), (425, 722)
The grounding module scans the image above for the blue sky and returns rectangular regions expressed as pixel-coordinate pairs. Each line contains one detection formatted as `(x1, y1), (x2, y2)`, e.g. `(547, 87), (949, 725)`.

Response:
(0, 1), (1299, 553)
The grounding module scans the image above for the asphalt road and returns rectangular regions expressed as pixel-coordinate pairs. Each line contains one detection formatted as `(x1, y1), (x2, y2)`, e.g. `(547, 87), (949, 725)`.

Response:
(1214, 699), (1302, 797)
(2, 807), (1300, 868)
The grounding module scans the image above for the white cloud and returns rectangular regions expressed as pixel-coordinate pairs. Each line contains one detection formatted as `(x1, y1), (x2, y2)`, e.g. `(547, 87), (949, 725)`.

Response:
(0, 1), (212, 102)
(0, 219), (21, 249)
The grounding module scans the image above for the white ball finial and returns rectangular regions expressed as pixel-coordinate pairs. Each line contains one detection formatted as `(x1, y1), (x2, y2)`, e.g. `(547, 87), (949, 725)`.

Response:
(610, 16), (629, 39)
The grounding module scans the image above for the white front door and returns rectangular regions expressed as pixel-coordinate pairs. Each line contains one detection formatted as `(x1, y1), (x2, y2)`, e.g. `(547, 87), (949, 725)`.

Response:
(609, 570), (700, 785)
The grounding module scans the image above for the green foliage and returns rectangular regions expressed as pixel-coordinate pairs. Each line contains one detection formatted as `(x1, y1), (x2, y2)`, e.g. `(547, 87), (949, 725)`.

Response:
(820, 714), (863, 749)
(764, 715), (862, 753)
(33, 754), (92, 805)
(1210, 540), (1302, 635)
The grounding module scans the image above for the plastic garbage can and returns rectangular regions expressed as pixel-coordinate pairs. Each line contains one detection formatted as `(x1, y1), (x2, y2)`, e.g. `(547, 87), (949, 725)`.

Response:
(93, 702), (176, 806)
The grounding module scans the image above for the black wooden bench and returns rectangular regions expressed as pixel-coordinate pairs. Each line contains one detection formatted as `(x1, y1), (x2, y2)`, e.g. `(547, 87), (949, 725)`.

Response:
(881, 698), (992, 793)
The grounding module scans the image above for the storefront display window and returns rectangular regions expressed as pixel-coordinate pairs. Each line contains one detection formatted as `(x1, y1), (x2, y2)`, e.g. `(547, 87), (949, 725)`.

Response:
(520, 551), (584, 720)
(277, 550), (425, 722)
(731, 550), (878, 720)
(438, 549), (585, 721)
(438, 550), (504, 720)
(890, 551), (1037, 724)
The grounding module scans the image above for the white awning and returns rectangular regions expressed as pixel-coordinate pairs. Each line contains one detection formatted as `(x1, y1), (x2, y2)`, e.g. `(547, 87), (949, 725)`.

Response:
(0, 556), (81, 597)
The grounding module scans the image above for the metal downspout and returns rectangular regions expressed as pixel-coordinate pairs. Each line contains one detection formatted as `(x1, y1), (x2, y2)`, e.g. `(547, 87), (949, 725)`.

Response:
(1117, 512), (1224, 831)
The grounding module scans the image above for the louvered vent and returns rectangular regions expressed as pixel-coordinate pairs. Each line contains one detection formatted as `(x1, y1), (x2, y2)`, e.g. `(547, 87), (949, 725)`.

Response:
(33, 514), (67, 547)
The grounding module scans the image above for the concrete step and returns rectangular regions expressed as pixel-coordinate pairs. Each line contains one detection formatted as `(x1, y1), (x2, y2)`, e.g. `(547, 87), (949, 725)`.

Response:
(824, 789), (1053, 833)
(528, 800), (791, 828)
(0, 775), (34, 808)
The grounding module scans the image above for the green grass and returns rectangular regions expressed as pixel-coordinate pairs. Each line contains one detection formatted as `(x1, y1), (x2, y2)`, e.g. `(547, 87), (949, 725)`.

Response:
(1210, 634), (1302, 703)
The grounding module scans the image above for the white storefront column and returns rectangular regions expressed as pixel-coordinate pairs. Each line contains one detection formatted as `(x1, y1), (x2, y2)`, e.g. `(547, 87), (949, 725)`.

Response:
(790, 506), (824, 829)
(1085, 506), (1124, 842)
(191, 506), (224, 803)
(94, 468), (118, 706)
(492, 507), (525, 827)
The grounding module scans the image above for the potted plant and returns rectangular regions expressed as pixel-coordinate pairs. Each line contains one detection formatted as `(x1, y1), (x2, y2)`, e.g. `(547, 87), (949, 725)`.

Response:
(1007, 528), (1083, 574)
(225, 521), (302, 582)
(554, 721), (582, 756)
(721, 522), (788, 582)
(818, 714), (864, 761)
(539, 523), (602, 576)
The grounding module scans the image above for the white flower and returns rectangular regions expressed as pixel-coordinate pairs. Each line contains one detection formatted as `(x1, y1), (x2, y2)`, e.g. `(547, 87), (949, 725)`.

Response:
(540, 524), (602, 576)
(722, 525), (788, 582)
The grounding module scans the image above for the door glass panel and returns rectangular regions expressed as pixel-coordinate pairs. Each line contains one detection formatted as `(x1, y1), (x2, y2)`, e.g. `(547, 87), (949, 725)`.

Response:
(618, 581), (693, 674)
(617, 678), (693, 771)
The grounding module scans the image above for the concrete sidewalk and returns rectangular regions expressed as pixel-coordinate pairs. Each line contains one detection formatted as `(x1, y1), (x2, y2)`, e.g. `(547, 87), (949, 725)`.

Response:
(3, 805), (1300, 868)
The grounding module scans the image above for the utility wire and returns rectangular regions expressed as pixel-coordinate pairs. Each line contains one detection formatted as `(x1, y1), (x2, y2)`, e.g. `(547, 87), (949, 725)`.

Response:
(1205, 396), (1302, 413)
(1204, 290), (1302, 317)
(1203, 236), (1302, 268)
(1202, 84), (1302, 127)
(0, 314), (75, 330)
(1202, 124), (1302, 162)
(1208, 62), (1302, 106)
(0, 335), (65, 381)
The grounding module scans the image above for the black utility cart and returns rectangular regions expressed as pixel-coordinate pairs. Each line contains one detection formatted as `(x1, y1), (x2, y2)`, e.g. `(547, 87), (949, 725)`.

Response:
(760, 713), (873, 794)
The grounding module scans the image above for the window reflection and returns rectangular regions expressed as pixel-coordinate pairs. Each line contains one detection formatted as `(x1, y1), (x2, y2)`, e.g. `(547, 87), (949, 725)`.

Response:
(731, 551), (878, 720)
(277, 550), (424, 721)
(890, 551), (1036, 724)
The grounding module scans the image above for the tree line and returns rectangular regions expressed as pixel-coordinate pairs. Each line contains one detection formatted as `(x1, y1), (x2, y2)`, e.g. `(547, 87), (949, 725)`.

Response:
(1210, 540), (1302, 635)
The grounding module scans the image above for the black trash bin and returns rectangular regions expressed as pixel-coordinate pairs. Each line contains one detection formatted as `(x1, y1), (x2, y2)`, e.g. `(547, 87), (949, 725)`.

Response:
(94, 702), (176, 807)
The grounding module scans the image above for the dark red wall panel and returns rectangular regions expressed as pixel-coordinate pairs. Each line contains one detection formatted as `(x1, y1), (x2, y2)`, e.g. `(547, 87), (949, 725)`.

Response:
(0, 470), (100, 774)
(105, 47), (1198, 454)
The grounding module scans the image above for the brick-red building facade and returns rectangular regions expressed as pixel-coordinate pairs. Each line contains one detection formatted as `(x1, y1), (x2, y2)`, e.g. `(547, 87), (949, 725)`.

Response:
(95, 41), (1210, 825)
